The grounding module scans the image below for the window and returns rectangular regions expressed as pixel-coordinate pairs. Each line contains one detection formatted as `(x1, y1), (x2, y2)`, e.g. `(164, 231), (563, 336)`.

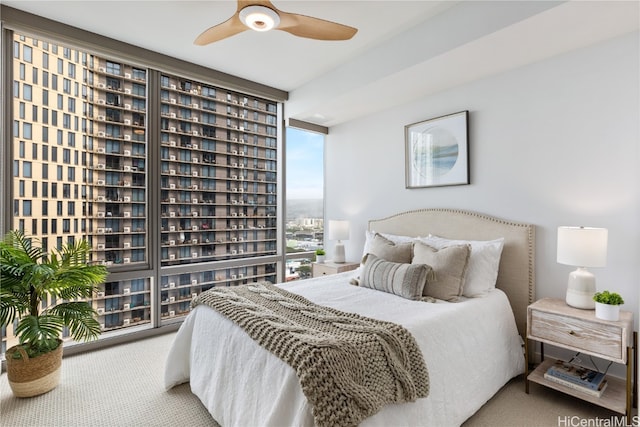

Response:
(22, 161), (32, 178)
(23, 123), (32, 139)
(285, 127), (325, 281)
(4, 28), (283, 354)
(23, 44), (32, 63)
(23, 84), (32, 101)
(23, 200), (32, 216)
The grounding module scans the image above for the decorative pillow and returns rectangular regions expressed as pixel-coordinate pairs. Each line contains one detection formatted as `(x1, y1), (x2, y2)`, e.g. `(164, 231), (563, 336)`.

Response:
(360, 254), (431, 300)
(420, 235), (504, 297)
(363, 232), (413, 264)
(412, 242), (471, 302)
(361, 230), (416, 262)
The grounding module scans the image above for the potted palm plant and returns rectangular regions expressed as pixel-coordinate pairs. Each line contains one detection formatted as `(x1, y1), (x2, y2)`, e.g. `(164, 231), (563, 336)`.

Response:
(592, 290), (624, 321)
(0, 230), (108, 397)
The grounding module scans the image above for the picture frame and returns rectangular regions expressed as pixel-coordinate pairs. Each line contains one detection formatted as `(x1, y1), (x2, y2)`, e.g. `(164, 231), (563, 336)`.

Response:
(405, 110), (469, 188)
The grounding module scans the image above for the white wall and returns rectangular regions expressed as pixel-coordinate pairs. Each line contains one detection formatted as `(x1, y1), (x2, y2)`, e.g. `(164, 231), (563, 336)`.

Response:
(325, 33), (639, 320)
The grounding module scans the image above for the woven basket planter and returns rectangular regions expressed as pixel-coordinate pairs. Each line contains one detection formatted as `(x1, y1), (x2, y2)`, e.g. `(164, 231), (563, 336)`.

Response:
(6, 340), (63, 398)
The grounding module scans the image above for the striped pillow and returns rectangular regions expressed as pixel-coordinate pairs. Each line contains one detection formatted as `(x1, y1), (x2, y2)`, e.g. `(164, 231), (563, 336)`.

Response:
(360, 254), (431, 300)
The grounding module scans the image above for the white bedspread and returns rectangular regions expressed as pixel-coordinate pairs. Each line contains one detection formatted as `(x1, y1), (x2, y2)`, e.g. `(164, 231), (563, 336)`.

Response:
(164, 271), (524, 427)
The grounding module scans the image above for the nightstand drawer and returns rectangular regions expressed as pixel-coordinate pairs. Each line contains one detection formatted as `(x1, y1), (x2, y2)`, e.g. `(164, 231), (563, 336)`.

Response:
(312, 261), (359, 278)
(529, 309), (624, 362)
(313, 263), (337, 276)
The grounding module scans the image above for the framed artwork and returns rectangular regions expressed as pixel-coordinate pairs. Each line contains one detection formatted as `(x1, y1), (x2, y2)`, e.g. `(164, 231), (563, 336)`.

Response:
(405, 110), (469, 188)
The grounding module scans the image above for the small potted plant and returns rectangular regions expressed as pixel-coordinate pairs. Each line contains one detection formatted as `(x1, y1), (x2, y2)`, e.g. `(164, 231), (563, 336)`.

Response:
(592, 290), (624, 321)
(0, 230), (108, 397)
(315, 249), (326, 264)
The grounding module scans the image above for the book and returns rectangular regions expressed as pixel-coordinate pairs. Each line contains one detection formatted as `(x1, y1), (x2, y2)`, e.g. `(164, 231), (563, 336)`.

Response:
(545, 360), (606, 391)
(544, 372), (608, 397)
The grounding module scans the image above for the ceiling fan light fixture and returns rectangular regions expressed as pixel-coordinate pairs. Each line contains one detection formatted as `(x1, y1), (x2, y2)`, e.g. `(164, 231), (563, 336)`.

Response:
(239, 5), (280, 32)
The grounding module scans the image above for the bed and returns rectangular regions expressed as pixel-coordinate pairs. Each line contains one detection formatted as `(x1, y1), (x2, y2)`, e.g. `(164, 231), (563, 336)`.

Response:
(164, 208), (536, 426)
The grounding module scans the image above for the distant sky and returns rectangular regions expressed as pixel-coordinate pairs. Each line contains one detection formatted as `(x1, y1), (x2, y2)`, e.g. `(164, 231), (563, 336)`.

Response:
(286, 127), (324, 200)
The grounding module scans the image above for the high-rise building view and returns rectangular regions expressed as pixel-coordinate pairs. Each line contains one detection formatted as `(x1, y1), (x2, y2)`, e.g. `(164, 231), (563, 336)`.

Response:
(5, 33), (281, 352)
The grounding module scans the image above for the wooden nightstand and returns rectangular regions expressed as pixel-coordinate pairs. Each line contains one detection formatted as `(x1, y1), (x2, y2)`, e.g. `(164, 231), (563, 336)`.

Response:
(525, 298), (635, 416)
(312, 261), (359, 278)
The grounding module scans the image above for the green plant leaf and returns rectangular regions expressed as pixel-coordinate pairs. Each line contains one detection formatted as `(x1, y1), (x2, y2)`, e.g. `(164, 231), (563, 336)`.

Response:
(46, 302), (102, 342)
(1, 230), (108, 351)
(593, 290), (624, 305)
(15, 315), (64, 347)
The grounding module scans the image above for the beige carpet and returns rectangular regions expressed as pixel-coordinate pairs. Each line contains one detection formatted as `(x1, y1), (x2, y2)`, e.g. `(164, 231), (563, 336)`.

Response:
(463, 377), (627, 427)
(0, 333), (217, 427)
(0, 332), (631, 427)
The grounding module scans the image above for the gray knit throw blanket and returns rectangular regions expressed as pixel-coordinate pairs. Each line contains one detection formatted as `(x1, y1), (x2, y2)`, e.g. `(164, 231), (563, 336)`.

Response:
(192, 281), (429, 427)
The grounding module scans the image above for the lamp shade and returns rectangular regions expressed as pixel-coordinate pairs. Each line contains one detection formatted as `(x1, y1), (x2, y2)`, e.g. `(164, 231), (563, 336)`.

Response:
(328, 220), (350, 241)
(557, 226), (608, 267)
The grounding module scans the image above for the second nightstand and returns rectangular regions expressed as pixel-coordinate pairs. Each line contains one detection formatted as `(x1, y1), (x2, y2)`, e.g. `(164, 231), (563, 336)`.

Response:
(312, 261), (359, 278)
(525, 298), (635, 416)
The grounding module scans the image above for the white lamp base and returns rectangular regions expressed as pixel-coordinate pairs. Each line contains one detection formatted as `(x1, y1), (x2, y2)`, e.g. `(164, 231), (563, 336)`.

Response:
(565, 267), (596, 309)
(334, 242), (345, 263)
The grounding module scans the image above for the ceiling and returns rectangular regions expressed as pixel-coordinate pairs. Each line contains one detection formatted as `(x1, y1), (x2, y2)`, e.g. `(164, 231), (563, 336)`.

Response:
(3, 1), (639, 128)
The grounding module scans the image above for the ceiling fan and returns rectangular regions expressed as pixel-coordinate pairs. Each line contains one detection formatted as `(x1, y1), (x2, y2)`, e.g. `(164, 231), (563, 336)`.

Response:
(194, 0), (358, 45)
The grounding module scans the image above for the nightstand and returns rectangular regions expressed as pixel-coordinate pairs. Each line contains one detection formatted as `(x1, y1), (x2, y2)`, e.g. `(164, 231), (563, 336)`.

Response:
(312, 261), (359, 278)
(525, 298), (635, 416)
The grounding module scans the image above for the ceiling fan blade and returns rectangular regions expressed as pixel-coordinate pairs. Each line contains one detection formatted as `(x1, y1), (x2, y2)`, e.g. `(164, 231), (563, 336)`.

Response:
(238, 0), (274, 9)
(277, 12), (357, 41)
(194, 14), (247, 45)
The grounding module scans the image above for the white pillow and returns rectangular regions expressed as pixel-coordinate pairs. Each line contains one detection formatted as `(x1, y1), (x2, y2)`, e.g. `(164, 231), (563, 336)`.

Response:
(419, 235), (504, 297)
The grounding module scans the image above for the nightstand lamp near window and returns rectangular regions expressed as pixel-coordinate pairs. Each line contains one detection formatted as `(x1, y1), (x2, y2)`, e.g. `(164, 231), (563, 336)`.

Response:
(557, 226), (608, 309)
(328, 220), (350, 263)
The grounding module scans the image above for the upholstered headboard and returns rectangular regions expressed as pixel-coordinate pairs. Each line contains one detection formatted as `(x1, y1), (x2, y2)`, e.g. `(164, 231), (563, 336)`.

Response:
(368, 208), (535, 337)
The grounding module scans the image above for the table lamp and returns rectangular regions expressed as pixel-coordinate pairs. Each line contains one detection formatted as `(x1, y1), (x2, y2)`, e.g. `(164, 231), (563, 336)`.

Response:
(557, 226), (608, 309)
(328, 220), (350, 263)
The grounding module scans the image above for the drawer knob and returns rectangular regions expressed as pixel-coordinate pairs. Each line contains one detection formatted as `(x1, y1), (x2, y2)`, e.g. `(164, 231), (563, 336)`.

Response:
(569, 330), (576, 335)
